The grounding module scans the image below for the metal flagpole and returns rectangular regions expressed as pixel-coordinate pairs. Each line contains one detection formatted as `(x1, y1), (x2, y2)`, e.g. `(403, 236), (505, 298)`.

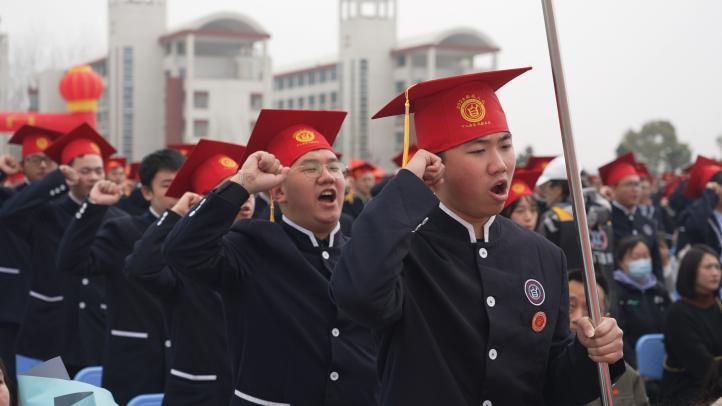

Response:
(539, 1), (614, 405)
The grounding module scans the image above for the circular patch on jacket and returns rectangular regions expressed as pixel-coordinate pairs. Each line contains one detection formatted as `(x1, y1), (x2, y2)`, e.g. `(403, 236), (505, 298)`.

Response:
(524, 279), (545, 306)
(531, 311), (547, 333)
(643, 224), (653, 236)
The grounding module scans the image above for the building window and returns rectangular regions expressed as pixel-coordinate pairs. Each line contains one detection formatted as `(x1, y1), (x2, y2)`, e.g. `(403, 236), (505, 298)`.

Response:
(319, 69), (327, 83)
(396, 55), (406, 67)
(275, 78), (283, 90)
(250, 93), (263, 110)
(330, 67), (337, 81)
(249, 120), (256, 133)
(359, 59), (369, 159)
(193, 91), (209, 109)
(297, 74), (305, 87)
(308, 71), (316, 85)
(193, 120), (209, 138)
(286, 76), (294, 89)
(330, 91), (338, 107)
(309, 95), (316, 109)
(319, 93), (327, 107)
(395, 80), (406, 93)
(176, 41), (185, 56)
(279, 100), (285, 108)
(395, 131), (404, 149)
(297, 97), (304, 108)
(288, 98), (294, 108)
(122, 46), (134, 159)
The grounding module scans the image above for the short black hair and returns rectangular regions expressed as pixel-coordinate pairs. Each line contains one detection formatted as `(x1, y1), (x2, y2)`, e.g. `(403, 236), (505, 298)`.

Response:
(139, 149), (185, 189)
(548, 180), (570, 200)
(568, 268), (609, 297)
(614, 235), (650, 269)
(676, 244), (720, 300)
(711, 170), (722, 185)
(500, 195), (538, 220)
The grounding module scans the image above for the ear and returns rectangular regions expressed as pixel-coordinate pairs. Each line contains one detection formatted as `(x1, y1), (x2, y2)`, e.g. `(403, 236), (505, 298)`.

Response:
(140, 185), (153, 202)
(270, 184), (286, 205)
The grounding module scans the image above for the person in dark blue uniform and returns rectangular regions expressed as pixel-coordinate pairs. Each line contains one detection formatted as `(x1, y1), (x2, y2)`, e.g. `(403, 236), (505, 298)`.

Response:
(0, 124), (123, 376)
(600, 153), (664, 280)
(681, 156), (722, 256)
(56, 148), (184, 404)
(331, 68), (625, 406)
(162, 109), (378, 406)
(126, 139), (249, 405)
(0, 125), (62, 401)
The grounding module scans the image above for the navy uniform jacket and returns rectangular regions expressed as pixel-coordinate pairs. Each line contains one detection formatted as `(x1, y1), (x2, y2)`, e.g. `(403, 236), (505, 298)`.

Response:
(56, 202), (168, 405)
(682, 189), (722, 255)
(162, 180), (379, 406)
(330, 170), (625, 406)
(611, 203), (663, 280)
(117, 186), (149, 216)
(0, 170), (120, 367)
(126, 209), (232, 406)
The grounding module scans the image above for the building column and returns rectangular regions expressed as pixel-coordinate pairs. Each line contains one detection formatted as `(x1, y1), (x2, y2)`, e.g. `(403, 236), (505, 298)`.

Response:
(184, 34), (195, 142)
(426, 46), (436, 79)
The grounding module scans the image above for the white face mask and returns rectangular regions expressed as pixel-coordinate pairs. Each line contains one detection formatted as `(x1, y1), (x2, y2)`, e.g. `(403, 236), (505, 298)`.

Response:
(628, 258), (652, 280)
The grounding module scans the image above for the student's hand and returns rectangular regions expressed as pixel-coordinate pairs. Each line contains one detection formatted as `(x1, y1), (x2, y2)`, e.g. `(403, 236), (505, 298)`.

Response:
(232, 151), (289, 194)
(575, 316), (624, 364)
(171, 191), (202, 216)
(706, 182), (722, 197)
(89, 180), (123, 206)
(59, 165), (79, 187)
(0, 154), (20, 176)
(405, 149), (444, 189)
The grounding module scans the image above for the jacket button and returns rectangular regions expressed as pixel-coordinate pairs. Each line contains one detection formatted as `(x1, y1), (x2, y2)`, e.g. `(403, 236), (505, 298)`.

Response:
(479, 248), (488, 258)
(331, 328), (340, 337)
(486, 296), (495, 308)
(329, 371), (339, 381)
(165, 340), (172, 348)
(482, 401), (492, 406)
(81, 278), (89, 286)
(78, 301), (86, 309)
(321, 251), (330, 260)
(488, 348), (497, 360)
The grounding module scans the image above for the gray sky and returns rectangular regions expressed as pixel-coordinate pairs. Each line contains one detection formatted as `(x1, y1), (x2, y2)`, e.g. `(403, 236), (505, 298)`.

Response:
(1, 0), (721, 170)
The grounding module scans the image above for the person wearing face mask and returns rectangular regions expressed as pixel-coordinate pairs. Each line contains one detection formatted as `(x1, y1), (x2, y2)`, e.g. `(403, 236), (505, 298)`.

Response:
(611, 235), (671, 368)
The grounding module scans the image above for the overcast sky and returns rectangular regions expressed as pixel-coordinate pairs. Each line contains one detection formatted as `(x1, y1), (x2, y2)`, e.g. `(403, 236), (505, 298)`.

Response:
(1, 0), (721, 170)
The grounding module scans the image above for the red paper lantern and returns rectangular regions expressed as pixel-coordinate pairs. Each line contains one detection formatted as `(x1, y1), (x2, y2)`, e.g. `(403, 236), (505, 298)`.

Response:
(59, 65), (104, 113)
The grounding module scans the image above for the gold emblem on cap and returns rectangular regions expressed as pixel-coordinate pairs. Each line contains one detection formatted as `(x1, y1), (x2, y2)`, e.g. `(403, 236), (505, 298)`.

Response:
(458, 95), (486, 123)
(90, 142), (101, 153)
(293, 129), (316, 143)
(218, 156), (236, 169)
(36, 137), (49, 150)
(511, 183), (526, 194)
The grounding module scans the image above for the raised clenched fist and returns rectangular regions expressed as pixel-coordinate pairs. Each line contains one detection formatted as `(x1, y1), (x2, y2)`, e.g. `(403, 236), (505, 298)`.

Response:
(405, 149), (445, 189)
(171, 191), (203, 217)
(89, 180), (123, 206)
(232, 151), (289, 194)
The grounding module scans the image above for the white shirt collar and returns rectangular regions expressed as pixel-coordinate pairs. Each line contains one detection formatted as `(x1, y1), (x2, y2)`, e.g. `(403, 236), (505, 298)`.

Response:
(438, 202), (495, 243)
(149, 206), (161, 219)
(612, 201), (637, 216)
(68, 192), (84, 205)
(282, 215), (341, 248)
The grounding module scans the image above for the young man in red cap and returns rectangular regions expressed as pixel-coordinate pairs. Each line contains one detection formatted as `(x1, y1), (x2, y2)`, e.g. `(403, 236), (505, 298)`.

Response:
(342, 159), (375, 219)
(680, 156), (722, 257)
(0, 123), (122, 376)
(125, 139), (252, 405)
(162, 109), (378, 406)
(600, 153), (664, 280)
(330, 68), (625, 405)
(0, 126), (63, 399)
(55, 148), (185, 404)
(104, 156), (127, 187)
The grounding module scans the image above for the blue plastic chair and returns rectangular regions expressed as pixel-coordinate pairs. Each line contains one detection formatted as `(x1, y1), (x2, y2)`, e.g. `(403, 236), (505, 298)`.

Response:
(15, 354), (43, 374)
(636, 333), (665, 380)
(73, 366), (103, 387)
(127, 393), (164, 406)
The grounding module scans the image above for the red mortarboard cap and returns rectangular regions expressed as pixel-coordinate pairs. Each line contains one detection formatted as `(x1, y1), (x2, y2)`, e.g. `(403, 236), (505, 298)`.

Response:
(348, 159), (376, 178)
(166, 139), (246, 198)
(504, 169), (542, 209)
(392, 144), (419, 167)
(44, 123), (116, 165)
(524, 156), (556, 172)
(372, 167), (386, 182)
(373, 67), (531, 154)
(661, 171), (675, 183)
(598, 152), (639, 187)
(635, 162), (652, 181)
(127, 162), (141, 181)
(662, 176), (683, 199)
(105, 157), (127, 173)
(682, 155), (722, 199)
(168, 143), (196, 157)
(8, 125), (63, 158)
(242, 109), (346, 167)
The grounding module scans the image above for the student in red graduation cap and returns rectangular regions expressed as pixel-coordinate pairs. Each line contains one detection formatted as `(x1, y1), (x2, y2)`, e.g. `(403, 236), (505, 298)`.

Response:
(600, 153), (665, 280)
(342, 159), (375, 220)
(125, 139), (251, 405)
(500, 168), (541, 231)
(331, 68), (626, 406)
(56, 147), (186, 403)
(680, 156), (722, 257)
(162, 109), (378, 406)
(117, 162), (150, 216)
(3, 125), (62, 188)
(0, 123), (122, 376)
(104, 156), (127, 188)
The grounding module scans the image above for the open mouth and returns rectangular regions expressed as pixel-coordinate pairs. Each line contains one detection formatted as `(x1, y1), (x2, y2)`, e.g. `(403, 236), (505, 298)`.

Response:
(489, 179), (509, 201)
(318, 189), (337, 203)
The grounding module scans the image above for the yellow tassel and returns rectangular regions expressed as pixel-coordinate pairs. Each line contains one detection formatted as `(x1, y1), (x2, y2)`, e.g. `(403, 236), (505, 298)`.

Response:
(345, 189), (354, 204)
(402, 84), (416, 167)
(269, 200), (275, 223)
